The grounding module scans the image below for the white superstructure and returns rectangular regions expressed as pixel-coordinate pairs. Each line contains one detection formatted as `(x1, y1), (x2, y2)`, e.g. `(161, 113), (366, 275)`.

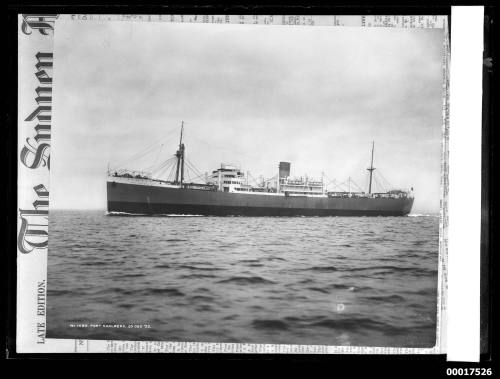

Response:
(207, 164), (246, 192)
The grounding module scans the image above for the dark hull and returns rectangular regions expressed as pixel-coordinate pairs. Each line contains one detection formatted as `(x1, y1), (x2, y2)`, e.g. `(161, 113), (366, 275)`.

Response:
(107, 181), (414, 216)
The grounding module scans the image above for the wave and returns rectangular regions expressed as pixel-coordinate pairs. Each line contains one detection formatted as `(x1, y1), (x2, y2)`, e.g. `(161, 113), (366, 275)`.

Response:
(409, 288), (437, 296)
(190, 295), (215, 302)
(222, 314), (238, 321)
(154, 264), (171, 269)
(195, 304), (214, 312)
(117, 303), (135, 309)
(360, 294), (406, 303)
(106, 211), (148, 216)
(308, 287), (330, 294)
(310, 317), (409, 335)
(307, 266), (338, 272)
(348, 265), (433, 273)
(178, 273), (217, 279)
(348, 265), (406, 272)
(95, 287), (184, 297)
(49, 211), (439, 345)
(112, 273), (146, 279)
(328, 284), (363, 291)
(255, 315), (415, 337)
(71, 243), (88, 249)
(80, 261), (108, 267)
(147, 288), (185, 296)
(177, 265), (221, 271)
(217, 276), (275, 285)
(48, 289), (84, 296)
(252, 319), (290, 331)
(106, 211), (205, 217)
(264, 256), (287, 262)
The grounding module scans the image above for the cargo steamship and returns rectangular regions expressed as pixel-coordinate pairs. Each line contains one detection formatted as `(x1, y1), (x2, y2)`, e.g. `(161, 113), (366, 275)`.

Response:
(107, 123), (414, 216)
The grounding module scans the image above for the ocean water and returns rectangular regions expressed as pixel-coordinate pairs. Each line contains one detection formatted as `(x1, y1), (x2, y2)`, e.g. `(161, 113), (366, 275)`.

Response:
(47, 211), (439, 347)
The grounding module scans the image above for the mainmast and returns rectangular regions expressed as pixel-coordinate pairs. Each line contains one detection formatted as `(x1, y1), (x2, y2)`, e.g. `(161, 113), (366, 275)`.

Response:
(367, 141), (375, 195)
(174, 121), (185, 185)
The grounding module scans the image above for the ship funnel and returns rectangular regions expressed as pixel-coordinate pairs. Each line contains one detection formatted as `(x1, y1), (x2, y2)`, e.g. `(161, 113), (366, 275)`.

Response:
(279, 162), (291, 179)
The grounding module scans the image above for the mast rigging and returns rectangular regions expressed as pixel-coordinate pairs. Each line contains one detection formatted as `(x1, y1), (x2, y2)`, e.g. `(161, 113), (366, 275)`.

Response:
(174, 121), (185, 185)
(367, 141), (376, 195)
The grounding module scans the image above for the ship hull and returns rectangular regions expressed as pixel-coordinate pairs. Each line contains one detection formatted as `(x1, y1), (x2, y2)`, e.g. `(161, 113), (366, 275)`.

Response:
(107, 180), (414, 216)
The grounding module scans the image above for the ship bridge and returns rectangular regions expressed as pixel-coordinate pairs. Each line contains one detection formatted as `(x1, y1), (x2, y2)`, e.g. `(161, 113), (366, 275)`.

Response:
(207, 164), (246, 192)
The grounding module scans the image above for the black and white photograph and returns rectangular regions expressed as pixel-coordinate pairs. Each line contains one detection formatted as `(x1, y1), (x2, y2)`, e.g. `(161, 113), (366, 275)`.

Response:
(45, 20), (446, 348)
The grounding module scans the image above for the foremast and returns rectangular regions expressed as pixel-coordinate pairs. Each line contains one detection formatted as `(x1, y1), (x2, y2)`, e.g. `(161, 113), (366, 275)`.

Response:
(367, 141), (375, 195)
(174, 121), (185, 185)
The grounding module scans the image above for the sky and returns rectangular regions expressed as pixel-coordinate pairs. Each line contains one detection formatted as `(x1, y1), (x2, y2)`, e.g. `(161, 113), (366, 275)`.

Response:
(51, 20), (445, 213)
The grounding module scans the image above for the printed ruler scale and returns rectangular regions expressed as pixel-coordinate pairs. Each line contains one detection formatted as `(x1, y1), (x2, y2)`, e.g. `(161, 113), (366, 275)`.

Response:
(65, 14), (447, 29)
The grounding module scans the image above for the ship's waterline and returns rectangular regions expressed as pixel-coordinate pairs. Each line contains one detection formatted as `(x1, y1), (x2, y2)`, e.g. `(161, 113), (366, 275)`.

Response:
(107, 180), (414, 216)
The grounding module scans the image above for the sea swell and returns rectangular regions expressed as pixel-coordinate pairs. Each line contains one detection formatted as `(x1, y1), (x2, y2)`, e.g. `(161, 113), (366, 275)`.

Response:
(47, 210), (439, 347)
